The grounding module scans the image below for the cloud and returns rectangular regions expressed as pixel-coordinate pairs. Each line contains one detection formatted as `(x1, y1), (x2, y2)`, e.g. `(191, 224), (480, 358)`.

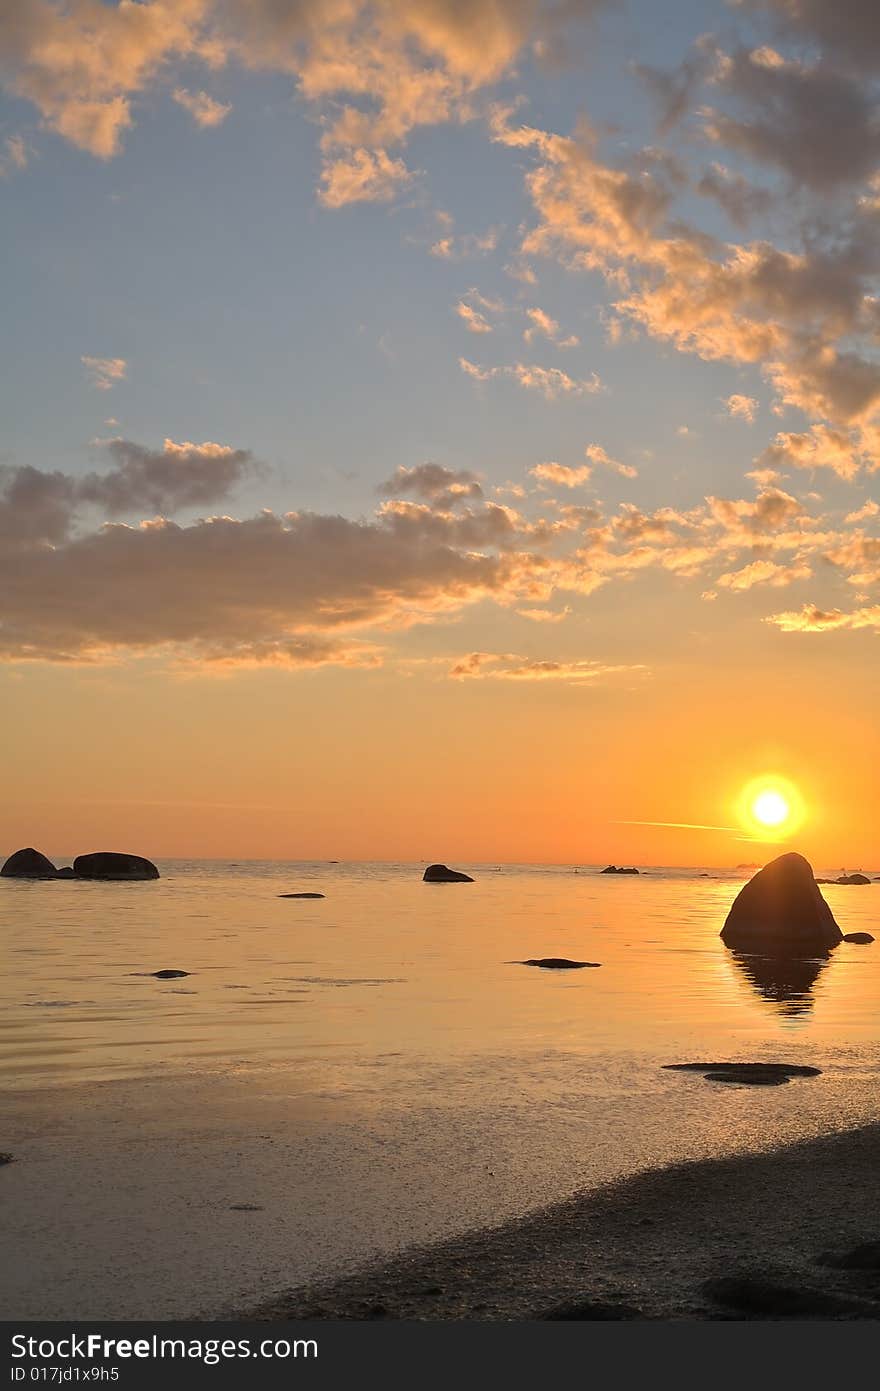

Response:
(182, 636), (384, 671)
(584, 443), (638, 478)
(430, 228), (499, 259)
(743, 1), (880, 75)
(530, 461), (592, 488)
(456, 301), (493, 333)
(0, 436), (254, 550)
(515, 605), (572, 622)
(523, 306), (579, 347)
(448, 651), (647, 682)
(696, 163), (773, 227)
(318, 148), (413, 208)
(725, 393), (759, 422)
(702, 47), (880, 191)
(0, 133), (28, 175)
(715, 557), (812, 590)
(754, 425), (863, 480)
(459, 357), (604, 399)
(377, 463), (483, 505)
(172, 87), (231, 128)
(81, 356), (127, 390)
(766, 602), (880, 633)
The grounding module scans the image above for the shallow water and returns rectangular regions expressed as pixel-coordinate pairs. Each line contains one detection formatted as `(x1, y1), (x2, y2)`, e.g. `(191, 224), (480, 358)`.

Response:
(3, 860), (879, 1089)
(3, 860), (880, 1315)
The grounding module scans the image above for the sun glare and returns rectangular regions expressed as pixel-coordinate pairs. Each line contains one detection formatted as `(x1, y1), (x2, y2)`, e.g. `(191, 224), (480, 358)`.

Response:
(737, 776), (805, 841)
(751, 789), (790, 827)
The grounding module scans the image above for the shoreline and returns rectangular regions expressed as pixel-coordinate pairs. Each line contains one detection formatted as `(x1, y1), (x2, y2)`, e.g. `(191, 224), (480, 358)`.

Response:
(246, 1122), (880, 1321)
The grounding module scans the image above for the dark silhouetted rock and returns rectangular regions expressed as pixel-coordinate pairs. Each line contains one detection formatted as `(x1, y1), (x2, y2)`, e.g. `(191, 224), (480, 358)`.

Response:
(540, 1299), (646, 1320)
(55, 867), (77, 879)
(0, 1152), (14, 1165)
(843, 932), (874, 943)
(818, 1241), (880, 1271)
(151, 970), (190, 979)
(702, 1275), (871, 1318)
(520, 958), (601, 969)
(423, 864), (473, 883)
(720, 852), (841, 951)
(600, 864), (639, 874)
(73, 852), (159, 881)
(1, 847), (58, 878)
(836, 873), (871, 885)
(665, 1062), (820, 1086)
(279, 892), (325, 898)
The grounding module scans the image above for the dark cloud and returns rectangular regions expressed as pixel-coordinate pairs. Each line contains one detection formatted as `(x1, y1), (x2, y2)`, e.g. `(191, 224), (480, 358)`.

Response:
(706, 49), (880, 190)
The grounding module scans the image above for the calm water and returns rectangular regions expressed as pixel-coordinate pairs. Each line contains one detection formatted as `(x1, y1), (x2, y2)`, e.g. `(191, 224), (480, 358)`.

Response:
(3, 859), (879, 1087)
(3, 860), (880, 1315)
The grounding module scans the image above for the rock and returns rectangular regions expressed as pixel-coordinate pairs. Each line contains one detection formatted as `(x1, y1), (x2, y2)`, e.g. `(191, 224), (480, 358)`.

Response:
(720, 852), (841, 951)
(73, 851), (159, 881)
(423, 864), (474, 883)
(519, 958), (601, 969)
(278, 892), (325, 899)
(664, 1062), (820, 1086)
(0, 1152), (14, 1165)
(843, 932), (874, 944)
(818, 1241), (880, 1271)
(702, 1275), (871, 1318)
(1, 847), (58, 878)
(55, 867), (77, 878)
(736, 862), (760, 870)
(600, 864), (639, 874)
(150, 970), (190, 979)
(836, 873), (871, 885)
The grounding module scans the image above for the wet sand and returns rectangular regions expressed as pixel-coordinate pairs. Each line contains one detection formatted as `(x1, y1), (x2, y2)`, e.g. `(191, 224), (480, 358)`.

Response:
(249, 1123), (880, 1320)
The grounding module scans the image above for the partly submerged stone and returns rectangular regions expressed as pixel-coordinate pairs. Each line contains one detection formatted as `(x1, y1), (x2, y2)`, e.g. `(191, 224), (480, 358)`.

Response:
(720, 852), (841, 951)
(600, 864), (639, 875)
(279, 892), (325, 899)
(423, 864), (474, 883)
(664, 1061), (821, 1086)
(73, 852), (159, 881)
(843, 932), (874, 944)
(519, 958), (601, 969)
(1, 847), (58, 878)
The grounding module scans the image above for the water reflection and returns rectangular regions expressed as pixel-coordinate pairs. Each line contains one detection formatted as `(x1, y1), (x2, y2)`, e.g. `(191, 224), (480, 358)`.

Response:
(726, 947), (834, 1017)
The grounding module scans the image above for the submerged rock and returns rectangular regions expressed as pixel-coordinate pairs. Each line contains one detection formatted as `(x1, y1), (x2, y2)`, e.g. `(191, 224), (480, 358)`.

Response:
(664, 1061), (820, 1086)
(600, 864), (639, 875)
(423, 864), (474, 883)
(519, 958), (601, 969)
(55, 866), (77, 879)
(720, 852), (841, 951)
(836, 873), (871, 885)
(279, 892), (325, 899)
(73, 851), (159, 881)
(150, 970), (190, 979)
(843, 932), (874, 944)
(1, 847), (58, 878)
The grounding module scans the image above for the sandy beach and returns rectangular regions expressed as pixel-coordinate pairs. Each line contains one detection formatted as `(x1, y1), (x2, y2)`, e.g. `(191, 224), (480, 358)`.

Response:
(249, 1122), (880, 1321)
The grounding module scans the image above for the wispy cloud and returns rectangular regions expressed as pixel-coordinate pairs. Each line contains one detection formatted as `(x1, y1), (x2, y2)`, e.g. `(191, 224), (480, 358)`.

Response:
(81, 356), (127, 391)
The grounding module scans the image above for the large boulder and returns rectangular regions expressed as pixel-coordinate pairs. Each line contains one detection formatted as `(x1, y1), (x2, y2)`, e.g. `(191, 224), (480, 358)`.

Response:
(720, 852), (841, 951)
(600, 864), (639, 875)
(423, 863), (474, 883)
(1, 847), (58, 878)
(73, 852), (159, 881)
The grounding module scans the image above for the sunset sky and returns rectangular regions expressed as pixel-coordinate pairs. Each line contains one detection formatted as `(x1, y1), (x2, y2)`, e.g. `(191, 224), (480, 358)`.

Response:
(1, 0), (878, 866)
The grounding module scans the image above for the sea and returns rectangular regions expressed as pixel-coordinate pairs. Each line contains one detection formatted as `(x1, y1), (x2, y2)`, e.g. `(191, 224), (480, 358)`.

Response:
(2, 860), (879, 1317)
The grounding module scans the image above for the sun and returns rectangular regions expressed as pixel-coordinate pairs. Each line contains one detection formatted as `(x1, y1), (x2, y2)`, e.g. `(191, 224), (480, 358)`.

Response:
(751, 789), (790, 828)
(737, 775), (806, 840)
